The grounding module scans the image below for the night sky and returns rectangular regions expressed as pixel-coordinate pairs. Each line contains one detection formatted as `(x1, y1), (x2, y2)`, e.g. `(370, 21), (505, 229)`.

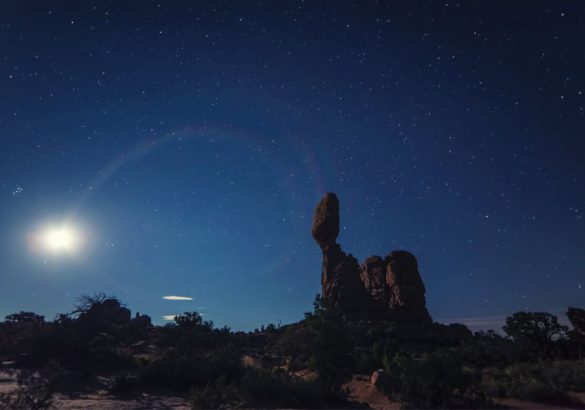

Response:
(1, 1), (584, 331)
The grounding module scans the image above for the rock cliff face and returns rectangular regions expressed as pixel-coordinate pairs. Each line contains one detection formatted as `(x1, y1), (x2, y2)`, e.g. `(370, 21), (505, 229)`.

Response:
(312, 192), (431, 322)
(386, 250), (432, 321)
(360, 256), (388, 305)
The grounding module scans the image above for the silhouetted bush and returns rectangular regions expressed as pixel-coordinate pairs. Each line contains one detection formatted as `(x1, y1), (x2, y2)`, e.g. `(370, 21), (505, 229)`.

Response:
(0, 361), (63, 410)
(143, 312), (242, 390)
(190, 375), (243, 409)
(371, 321), (472, 365)
(241, 369), (323, 408)
(190, 368), (354, 409)
(503, 312), (569, 359)
(0, 312), (47, 365)
(304, 295), (354, 393)
(155, 312), (231, 352)
(143, 344), (242, 390)
(482, 360), (585, 402)
(3, 295), (585, 409)
(108, 373), (139, 396)
(378, 349), (490, 409)
(460, 330), (522, 367)
(274, 326), (306, 372)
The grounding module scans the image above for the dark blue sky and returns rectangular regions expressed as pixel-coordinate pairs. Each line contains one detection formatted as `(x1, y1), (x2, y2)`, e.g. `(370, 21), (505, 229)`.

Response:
(0, 1), (583, 331)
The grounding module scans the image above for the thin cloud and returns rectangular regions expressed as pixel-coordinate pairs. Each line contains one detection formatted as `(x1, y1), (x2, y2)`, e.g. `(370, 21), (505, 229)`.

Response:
(439, 308), (570, 331)
(162, 295), (193, 301)
(438, 315), (507, 331)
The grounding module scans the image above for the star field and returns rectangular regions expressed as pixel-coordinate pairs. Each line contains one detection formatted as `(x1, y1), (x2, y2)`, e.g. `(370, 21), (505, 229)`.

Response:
(0, 1), (584, 330)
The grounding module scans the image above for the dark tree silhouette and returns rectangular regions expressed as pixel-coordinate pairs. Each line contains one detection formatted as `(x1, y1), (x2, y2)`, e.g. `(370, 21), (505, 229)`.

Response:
(5, 312), (45, 324)
(503, 311), (568, 357)
(69, 292), (117, 317)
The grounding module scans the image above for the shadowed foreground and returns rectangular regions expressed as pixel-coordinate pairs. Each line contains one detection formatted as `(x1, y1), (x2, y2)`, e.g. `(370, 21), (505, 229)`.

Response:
(1, 294), (585, 409)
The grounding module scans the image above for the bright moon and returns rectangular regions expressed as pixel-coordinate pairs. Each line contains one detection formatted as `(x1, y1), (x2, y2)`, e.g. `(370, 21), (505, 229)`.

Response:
(36, 225), (82, 255)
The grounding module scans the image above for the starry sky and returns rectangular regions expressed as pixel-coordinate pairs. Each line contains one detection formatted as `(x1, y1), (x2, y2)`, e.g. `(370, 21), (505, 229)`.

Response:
(0, 1), (584, 331)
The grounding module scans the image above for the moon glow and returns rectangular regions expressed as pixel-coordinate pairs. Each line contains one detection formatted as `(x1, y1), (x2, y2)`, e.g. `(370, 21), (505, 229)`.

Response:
(36, 225), (82, 255)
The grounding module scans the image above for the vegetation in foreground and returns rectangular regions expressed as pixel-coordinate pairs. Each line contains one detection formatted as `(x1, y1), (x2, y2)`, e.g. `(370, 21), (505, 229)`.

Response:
(0, 293), (584, 409)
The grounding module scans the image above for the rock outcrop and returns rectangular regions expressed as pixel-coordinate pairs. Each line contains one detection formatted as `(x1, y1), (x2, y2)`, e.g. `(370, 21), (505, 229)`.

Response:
(77, 298), (152, 331)
(312, 192), (432, 322)
(79, 298), (131, 326)
(386, 250), (431, 321)
(567, 307), (585, 337)
(311, 192), (340, 248)
(312, 193), (374, 318)
(360, 256), (388, 305)
(370, 369), (389, 386)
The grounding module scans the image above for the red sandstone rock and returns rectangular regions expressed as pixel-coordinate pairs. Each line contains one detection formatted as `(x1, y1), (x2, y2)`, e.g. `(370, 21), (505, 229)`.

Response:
(360, 255), (388, 305)
(386, 250), (431, 322)
(311, 192), (340, 248)
(312, 193), (374, 318)
(370, 369), (387, 386)
(311, 192), (432, 322)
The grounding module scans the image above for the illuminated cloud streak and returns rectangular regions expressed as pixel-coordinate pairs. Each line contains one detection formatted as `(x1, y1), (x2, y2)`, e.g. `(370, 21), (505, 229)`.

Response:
(439, 315), (507, 329)
(162, 295), (193, 301)
(439, 308), (569, 332)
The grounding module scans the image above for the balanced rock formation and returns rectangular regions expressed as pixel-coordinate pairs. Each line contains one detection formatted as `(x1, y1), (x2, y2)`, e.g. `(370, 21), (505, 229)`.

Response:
(312, 192), (431, 322)
(312, 193), (375, 318)
(311, 192), (340, 248)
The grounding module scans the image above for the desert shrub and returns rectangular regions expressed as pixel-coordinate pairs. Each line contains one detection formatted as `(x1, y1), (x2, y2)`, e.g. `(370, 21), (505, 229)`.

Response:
(144, 312), (242, 390)
(0, 361), (63, 410)
(503, 312), (569, 359)
(190, 368), (352, 409)
(155, 312), (232, 352)
(482, 360), (585, 401)
(143, 343), (242, 390)
(274, 321), (315, 375)
(190, 375), (243, 409)
(304, 296), (354, 393)
(0, 373), (53, 409)
(36, 318), (91, 368)
(240, 369), (325, 408)
(550, 360), (585, 390)
(352, 346), (378, 374)
(379, 349), (490, 409)
(557, 336), (585, 360)
(28, 316), (133, 370)
(1, 297), (151, 370)
(459, 330), (522, 367)
(371, 321), (472, 364)
(0, 312), (48, 365)
(108, 373), (139, 396)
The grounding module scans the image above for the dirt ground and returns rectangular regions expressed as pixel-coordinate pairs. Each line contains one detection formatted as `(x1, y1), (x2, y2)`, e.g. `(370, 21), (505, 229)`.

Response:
(1, 371), (190, 409)
(344, 375), (400, 410)
(1, 371), (398, 409)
